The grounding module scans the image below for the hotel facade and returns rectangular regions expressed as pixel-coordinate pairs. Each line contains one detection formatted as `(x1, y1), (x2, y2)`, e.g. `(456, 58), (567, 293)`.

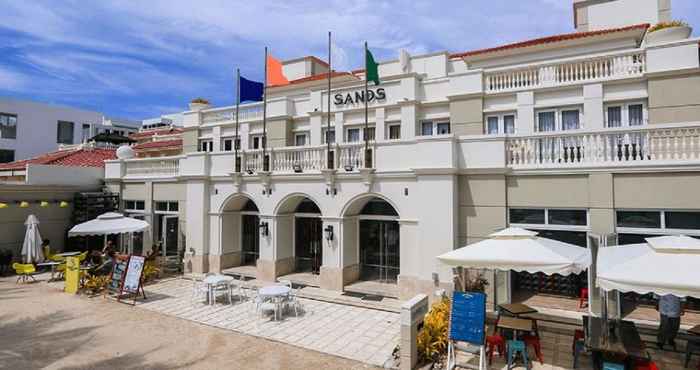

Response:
(105, 0), (700, 310)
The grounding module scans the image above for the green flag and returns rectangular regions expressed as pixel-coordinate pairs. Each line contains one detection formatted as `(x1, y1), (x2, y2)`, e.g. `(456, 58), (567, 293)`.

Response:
(365, 47), (380, 85)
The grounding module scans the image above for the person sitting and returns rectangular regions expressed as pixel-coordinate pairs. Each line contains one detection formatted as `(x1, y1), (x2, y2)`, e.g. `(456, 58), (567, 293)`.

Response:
(92, 250), (118, 276)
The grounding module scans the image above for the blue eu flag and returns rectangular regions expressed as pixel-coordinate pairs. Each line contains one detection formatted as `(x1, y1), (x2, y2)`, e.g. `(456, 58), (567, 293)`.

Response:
(239, 76), (263, 102)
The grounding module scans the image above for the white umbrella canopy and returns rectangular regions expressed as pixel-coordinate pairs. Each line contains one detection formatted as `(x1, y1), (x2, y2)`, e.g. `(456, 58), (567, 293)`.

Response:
(21, 214), (44, 263)
(596, 235), (700, 298)
(68, 212), (150, 237)
(437, 227), (591, 275)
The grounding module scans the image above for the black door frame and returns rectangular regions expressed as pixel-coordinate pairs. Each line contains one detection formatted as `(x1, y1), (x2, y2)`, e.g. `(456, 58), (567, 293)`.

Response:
(294, 215), (323, 274)
(359, 218), (400, 283)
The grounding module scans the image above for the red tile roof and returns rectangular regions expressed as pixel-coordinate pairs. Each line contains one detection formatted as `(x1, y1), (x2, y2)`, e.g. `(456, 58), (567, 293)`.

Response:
(129, 127), (183, 140)
(450, 23), (649, 59)
(133, 139), (183, 150)
(0, 148), (116, 171)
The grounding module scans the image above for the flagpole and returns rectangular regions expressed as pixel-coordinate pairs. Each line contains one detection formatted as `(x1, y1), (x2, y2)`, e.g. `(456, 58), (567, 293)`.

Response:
(235, 68), (241, 173)
(364, 41), (370, 169)
(327, 31), (332, 169)
(263, 46), (269, 172)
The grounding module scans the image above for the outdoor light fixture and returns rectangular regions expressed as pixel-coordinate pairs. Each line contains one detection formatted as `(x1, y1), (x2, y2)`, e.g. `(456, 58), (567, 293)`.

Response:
(344, 165), (354, 172)
(59, 201), (69, 208)
(324, 225), (334, 241)
(246, 169), (254, 175)
(19, 201), (29, 208)
(259, 221), (269, 236)
(40, 201), (49, 207)
(0, 203), (7, 209)
(293, 164), (303, 173)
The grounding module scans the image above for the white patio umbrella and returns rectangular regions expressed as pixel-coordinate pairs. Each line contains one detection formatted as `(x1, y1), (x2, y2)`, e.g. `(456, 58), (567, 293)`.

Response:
(21, 214), (44, 263)
(68, 212), (149, 237)
(437, 227), (591, 275)
(596, 235), (700, 298)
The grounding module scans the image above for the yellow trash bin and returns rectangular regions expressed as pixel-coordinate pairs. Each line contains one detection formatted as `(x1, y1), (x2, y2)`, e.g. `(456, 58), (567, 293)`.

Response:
(64, 256), (80, 294)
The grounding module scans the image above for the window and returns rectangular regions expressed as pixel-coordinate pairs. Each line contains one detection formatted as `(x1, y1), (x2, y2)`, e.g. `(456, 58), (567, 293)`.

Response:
(510, 208), (589, 229)
(123, 200), (145, 211)
(561, 109), (580, 130)
(548, 209), (587, 226)
(509, 209), (545, 224)
(666, 211), (700, 230)
(364, 127), (375, 141)
(324, 129), (335, 144)
(347, 128), (360, 142)
(57, 121), (74, 144)
(199, 139), (213, 152)
(251, 136), (261, 149)
(0, 149), (14, 163)
(628, 104), (644, 126)
(616, 211), (661, 229)
(0, 113), (17, 139)
(81, 124), (91, 142)
(221, 137), (238, 151)
(155, 201), (179, 213)
(504, 115), (515, 134)
(421, 121), (433, 136)
(607, 106), (622, 127)
(436, 122), (450, 135)
(388, 124), (401, 140)
(486, 117), (499, 134)
(295, 133), (307, 146)
(537, 111), (556, 132)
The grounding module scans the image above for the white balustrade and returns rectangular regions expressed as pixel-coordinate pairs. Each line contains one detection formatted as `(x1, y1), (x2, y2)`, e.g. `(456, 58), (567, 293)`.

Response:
(506, 124), (700, 168)
(201, 105), (264, 124)
(271, 146), (325, 172)
(485, 50), (646, 93)
(124, 157), (180, 177)
(338, 143), (368, 170)
(242, 149), (265, 173)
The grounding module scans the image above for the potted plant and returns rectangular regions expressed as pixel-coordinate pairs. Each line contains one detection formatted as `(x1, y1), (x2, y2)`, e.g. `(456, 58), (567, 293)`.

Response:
(189, 97), (210, 111)
(646, 20), (692, 44)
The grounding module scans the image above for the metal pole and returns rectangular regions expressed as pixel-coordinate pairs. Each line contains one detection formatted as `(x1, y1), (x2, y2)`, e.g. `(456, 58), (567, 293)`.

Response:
(327, 31), (332, 169)
(263, 47), (268, 171)
(235, 68), (240, 172)
(364, 42), (370, 168)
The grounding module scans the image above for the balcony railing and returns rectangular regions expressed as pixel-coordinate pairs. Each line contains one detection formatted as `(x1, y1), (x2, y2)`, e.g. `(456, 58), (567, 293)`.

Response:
(201, 105), (264, 124)
(485, 50), (646, 93)
(239, 142), (371, 173)
(506, 123), (700, 168)
(124, 156), (181, 177)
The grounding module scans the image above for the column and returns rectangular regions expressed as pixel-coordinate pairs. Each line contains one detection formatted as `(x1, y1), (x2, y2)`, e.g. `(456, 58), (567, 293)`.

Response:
(212, 126), (222, 152)
(309, 112), (323, 146)
(375, 108), (386, 141)
(184, 180), (209, 274)
(400, 103), (416, 139)
(334, 112), (344, 142)
(516, 91), (534, 135)
(319, 217), (343, 291)
(584, 83), (604, 130)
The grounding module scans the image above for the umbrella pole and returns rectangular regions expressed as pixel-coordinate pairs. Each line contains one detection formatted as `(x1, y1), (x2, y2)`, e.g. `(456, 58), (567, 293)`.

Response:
(601, 289), (609, 344)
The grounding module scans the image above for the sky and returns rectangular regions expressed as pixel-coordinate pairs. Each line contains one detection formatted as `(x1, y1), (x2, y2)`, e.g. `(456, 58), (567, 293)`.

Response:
(0, 0), (698, 120)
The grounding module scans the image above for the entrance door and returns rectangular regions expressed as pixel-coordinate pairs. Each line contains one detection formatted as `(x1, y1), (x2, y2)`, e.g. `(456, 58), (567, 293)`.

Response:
(162, 216), (179, 257)
(295, 217), (322, 274)
(359, 220), (400, 283)
(241, 214), (260, 265)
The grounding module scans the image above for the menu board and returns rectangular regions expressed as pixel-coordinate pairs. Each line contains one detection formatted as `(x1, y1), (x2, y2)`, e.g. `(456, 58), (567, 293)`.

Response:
(108, 261), (127, 294)
(122, 256), (145, 293)
(448, 291), (486, 345)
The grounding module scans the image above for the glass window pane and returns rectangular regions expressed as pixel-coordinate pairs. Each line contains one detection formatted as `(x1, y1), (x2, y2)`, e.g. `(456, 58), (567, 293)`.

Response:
(223, 139), (232, 151)
(325, 130), (335, 144)
(536, 230), (588, 248)
(156, 202), (168, 212)
(389, 125), (400, 140)
(136, 201), (145, 210)
(0, 149), (13, 163)
(629, 104), (644, 126)
(607, 106), (622, 127)
(1, 114), (17, 139)
(616, 211), (661, 228)
(421, 121), (433, 136)
(537, 112), (555, 132)
(548, 209), (587, 226)
(57, 121), (74, 144)
(487, 117), (499, 134)
(436, 122), (450, 135)
(347, 128), (360, 142)
(125, 200), (135, 210)
(295, 134), (306, 146)
(509, 208), (545, 224)
(169, 202), (179, 212)
(365, 127), (375, 141)
(561, 110), (580, 130)
(665, 211), (700, 230)
(504, 115), (515, 134)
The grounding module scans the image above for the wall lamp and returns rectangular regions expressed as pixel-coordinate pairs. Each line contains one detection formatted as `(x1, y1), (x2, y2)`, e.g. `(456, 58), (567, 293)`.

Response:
(344, 165), (354, 172)
(324, 225), (334, 242)
(259, 221), (269, 237)
(293, 164), (303, 173)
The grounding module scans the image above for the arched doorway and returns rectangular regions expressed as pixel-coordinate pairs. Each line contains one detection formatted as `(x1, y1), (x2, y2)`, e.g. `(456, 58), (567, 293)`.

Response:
(239, 200), (260, 265)
(220, 195), (260, 267)
(294, 199), (322, 274)
(357, 198), (400, 283)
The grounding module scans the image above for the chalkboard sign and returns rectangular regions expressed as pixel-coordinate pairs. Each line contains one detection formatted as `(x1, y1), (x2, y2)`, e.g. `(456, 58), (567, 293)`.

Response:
(448, 291), (486, 345)
(123, 256), (145, 293)
(107, 261), (127, 295)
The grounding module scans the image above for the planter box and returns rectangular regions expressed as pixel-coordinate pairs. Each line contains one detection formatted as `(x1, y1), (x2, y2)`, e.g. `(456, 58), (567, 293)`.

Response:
(647, 26), (692, 44)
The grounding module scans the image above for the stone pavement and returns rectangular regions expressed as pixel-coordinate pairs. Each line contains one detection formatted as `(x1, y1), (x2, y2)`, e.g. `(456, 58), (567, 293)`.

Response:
(136, 278), (400, 367)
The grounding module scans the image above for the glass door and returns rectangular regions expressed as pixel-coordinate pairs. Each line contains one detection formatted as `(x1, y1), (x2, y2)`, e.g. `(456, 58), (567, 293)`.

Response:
(295, 217), (322, 274)
(162, 216), (179, 257)
(241, 214), (260, 265)
(359, 220), (400, 283)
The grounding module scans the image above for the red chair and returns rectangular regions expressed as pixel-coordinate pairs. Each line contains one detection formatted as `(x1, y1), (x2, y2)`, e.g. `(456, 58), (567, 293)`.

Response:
(572, 329), (585, 351)
(633, 359), (659, 370)
(522, 334), (544, 364)
(486, 334), (506, 365)
(579, 288), (589, 309)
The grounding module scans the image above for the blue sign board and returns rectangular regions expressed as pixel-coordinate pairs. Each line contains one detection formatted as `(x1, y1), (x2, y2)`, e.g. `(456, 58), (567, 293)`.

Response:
(449, 291), (486, 345)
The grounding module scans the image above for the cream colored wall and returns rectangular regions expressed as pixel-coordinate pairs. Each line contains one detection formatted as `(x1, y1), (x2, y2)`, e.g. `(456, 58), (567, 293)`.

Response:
(152, 182), (185, 201)
(122, 183), (147, 200)
(267, 118), (291, 148)
(507, 175), (590, 208)
(182, 129), (199, 153)
(449, 97), (484, 136)
(648, 73), (700, 124)
(457, 175), (507, 244)
(614, 172), (700, 209)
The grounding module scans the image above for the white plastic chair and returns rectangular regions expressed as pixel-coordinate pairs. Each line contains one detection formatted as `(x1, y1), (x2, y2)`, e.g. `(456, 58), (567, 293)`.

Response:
(191, 277), (209, 305)
(278, 279), (301, 317)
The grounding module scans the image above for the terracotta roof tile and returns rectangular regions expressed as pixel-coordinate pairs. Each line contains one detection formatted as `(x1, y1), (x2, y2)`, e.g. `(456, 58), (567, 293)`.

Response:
(133, 139), (183, 150)
(129, 127), (183, 139)
(450, 23), (649, 59)
(0, 148), (116, 171)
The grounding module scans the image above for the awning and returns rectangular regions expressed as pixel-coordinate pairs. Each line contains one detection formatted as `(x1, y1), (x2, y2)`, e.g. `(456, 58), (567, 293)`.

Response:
(68, 212), (149, 236)
(596, 235), (700, 298)
(437, 227), (591, 275)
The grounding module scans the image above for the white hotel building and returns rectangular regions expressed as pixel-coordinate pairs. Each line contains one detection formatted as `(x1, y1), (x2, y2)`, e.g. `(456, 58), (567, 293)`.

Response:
(105, 0), (700, 311)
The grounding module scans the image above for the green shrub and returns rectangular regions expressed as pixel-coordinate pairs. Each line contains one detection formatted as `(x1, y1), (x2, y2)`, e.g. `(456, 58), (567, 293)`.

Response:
(649, 20), (689, 33)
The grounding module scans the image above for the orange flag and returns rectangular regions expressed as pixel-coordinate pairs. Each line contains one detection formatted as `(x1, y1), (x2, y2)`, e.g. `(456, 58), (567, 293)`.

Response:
(267, 54), (289, 86)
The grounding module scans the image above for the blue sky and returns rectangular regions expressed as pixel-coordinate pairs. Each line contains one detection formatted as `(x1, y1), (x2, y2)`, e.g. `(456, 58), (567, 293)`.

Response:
(1, 0), (698, 120)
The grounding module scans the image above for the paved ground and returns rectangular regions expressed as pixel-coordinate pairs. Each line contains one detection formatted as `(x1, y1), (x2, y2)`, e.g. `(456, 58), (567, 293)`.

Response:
(0, 274), (382, 370)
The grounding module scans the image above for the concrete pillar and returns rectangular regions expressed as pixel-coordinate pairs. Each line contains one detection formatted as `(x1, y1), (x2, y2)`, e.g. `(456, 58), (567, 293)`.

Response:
(309, 112), (323, 146)
(400, 103), (416, 139)
(320, 217), (343, 291)
(584, 84), (604, 130)
(334, 112), (344, 142)
(212, 126), (222, 152)
(184, 180), (209, 274)
(400, 294), (429, 370)
(144, 181), (154, 254)
(375, 108), (386, 141)
(516, 91), (534, 135)
(240, 123), (250, 150)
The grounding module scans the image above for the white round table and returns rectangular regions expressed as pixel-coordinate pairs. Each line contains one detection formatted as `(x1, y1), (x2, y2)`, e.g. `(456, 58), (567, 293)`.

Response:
(203, 275), (234, 305)
(55, 251), (80, 257)
(259, 285), (290, 297)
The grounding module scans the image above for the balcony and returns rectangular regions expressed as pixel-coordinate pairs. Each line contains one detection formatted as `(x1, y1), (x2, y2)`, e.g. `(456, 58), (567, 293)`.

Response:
(484, 50), (646, 93)
(123, 156), (181, 177)
(238, 142), (370, 173)
(506, 123), (700, 169)
(200, 104), (264, 124)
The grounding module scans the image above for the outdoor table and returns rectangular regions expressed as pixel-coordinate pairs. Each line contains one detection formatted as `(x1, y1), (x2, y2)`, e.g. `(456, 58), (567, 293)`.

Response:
(36, 261), (60, 281)
(583, 316), (646, 369)
(499, 303), (538, 317)
(203, 275), (234, 305)
(496, 316), (533, 339)
(55, 251), (80, 257)
(259, 285), (291, 320)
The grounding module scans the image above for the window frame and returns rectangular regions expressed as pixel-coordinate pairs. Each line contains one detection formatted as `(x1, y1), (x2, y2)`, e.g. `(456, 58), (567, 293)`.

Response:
(420, 120), (451, 136)
(250, 135), (263, 150)
(220, 136), (239, 152)
(535, 106), (583, 132)
(387, 123), (401, 140)
(604, 101), (647, 128)
(615, 209), (700, 236)
(323, 128), (335, 144)
(198, 139), (214, 152)
(484, 112), (517, 135)
(0, 149), (15, 163)
(294, 132), (308, 147)
(154, 201), (179, 214)
(123, 200), (146, 213)
(508, 207), (590, 232)
(0, 112), (18, 139)
(56, 120), (75, 144)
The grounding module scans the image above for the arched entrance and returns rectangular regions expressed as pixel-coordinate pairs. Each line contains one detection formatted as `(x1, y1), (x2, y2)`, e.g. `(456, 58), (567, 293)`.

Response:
(220, 194), (260, 268)
(239, 200), (260, 265)
(275, 194), (323, 276)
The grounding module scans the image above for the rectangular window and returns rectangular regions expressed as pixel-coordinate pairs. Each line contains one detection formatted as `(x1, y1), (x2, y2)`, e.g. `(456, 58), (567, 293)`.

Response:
(0, 149), (15, 163)
(347, 128), (360, 142)
(436, 122), (450, 135)
(81, 124), (91, 142)
(155, 201), (178, 213)
(421, 121), (433, 136)
(221, 137), (236, 151)
(504, 115), (515, 134)
(561, 110), (580, 130)
(324, 129), (335, 144)
(295, 133), (307, 146)
(364, 127), (375, 141)
(251, 136), (261, 149)
(0, 113), (17, 139)
(509, 209), (545, 224)
(487, 116), (499, 134)
(548, 209), (587, 226)
(537, 111), (556, 132)
(57, 120), (74, 144)
(199, 139), (213, 152)
(607, 106), (622, 127)
(628, 104), (644, 126)
(665, 211), (700, 230)
(124, 200), (145, 211)
(388, 124), (401, 140)
(616, 211), (661, 229)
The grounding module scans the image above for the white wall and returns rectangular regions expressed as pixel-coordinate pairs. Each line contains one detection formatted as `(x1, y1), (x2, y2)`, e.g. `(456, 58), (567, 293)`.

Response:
(587, 0), (665, 31)
(26, 164), (104, 187)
